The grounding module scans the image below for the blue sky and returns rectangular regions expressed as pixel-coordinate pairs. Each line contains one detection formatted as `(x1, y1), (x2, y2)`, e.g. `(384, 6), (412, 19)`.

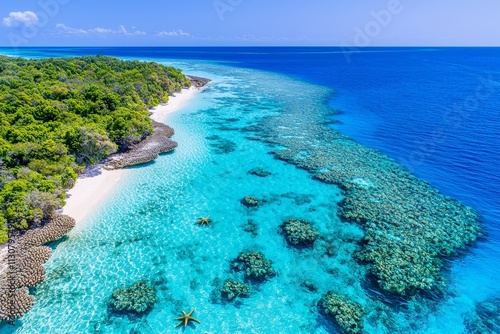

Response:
(1, 0), (499, 46)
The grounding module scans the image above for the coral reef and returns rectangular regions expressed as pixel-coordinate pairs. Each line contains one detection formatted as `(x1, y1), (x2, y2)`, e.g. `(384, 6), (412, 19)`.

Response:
(320, 291), (364, 334)
(281, 192), (314, 205)
(8, 246), (52, 289)
(0, 286), (34, 323)
(300, 279), (317, 292)
(232, 251), (275, 281)
(0, 214), (75, 322)
(464, 297), (500, 334)
(108, 280), (157, 315)
(208, 137), (237, 154)
(243, 219), (259, 237)
(175, 308), (201, 328)
(241, 196), (259, 208)
(247, 102), (482, 296)
(247, 168), (272, 177)
(221, 280), (251, 301)
(21, 214), (76, 247)
(105, 121), (178, 169)
(195, 216), (212, 227)
(281, 218), (319, 246)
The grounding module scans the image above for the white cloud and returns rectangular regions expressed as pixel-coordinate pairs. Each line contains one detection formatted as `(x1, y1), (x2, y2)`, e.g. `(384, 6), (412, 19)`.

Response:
(117, 25), (145, 35)
(88, 27), (113, 34)
(56, 24), (146, 36)
(119, 25), (128, 34)
(56, 23), (87, 34)
(157, 30), (190, 37)
(3, 11), (38, 27)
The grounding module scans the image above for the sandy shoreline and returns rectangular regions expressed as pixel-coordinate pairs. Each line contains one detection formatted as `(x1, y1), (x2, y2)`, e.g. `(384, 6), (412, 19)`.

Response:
(60, 168), (127, 224)
(0, 86), (200, 278)
(150, 86), (198, 122)
(61, 86), (199, 224)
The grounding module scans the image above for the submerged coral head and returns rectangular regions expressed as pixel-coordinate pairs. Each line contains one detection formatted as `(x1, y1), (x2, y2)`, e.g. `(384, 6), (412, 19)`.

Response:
(241, 196), (259, 207)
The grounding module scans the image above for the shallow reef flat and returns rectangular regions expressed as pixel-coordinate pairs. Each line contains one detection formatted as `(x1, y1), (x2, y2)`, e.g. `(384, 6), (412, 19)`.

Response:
(249, 96), (482, 296)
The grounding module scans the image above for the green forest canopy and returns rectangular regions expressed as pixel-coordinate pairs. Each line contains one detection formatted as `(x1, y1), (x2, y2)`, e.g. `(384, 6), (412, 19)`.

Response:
(0, 55), (192, 244)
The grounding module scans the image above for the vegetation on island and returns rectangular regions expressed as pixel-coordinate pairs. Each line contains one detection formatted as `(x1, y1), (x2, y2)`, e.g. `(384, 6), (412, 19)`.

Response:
(0, 55), (191, 244)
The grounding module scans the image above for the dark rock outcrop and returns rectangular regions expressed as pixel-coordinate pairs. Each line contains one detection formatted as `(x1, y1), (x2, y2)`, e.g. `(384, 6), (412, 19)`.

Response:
(105, 121), (178, 169)
(187, 75), (211, 88)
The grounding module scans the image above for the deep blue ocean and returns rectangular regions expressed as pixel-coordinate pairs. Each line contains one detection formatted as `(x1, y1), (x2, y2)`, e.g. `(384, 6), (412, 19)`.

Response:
(1, 47), (499, 333)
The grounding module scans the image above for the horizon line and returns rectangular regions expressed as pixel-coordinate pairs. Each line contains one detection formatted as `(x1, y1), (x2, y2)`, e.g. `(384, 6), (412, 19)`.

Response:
(1, 45), (500, 48)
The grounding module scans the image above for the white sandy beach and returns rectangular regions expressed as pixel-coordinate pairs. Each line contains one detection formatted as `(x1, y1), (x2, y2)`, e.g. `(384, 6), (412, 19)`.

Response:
(62, 86), (199, 224)
(150, 86), (198, 122)
(61, 168), (127, 224)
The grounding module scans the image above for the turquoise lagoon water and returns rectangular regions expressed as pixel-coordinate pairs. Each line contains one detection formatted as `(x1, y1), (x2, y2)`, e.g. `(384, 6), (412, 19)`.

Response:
(7, 66), (368, 333)
(0, 48), (498, 333)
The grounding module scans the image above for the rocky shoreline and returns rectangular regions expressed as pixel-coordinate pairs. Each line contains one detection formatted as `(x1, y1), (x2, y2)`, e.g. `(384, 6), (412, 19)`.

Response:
(0, 214), (76, 322)
(0, 75), (210, 324)
(104, 121), (178, 170)
(186, 75), (211, 88)
(0, 120), (175, 323)
(105, 74), (211, 169)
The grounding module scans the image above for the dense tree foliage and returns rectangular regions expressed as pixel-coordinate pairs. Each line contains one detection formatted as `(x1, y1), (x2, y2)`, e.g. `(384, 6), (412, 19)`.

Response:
(0, 55), (191, 244)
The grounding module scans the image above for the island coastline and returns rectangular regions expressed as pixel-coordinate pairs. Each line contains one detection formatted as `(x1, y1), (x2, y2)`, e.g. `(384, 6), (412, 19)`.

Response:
(61, 85), (200, 225)
(0, 81), (208, 322)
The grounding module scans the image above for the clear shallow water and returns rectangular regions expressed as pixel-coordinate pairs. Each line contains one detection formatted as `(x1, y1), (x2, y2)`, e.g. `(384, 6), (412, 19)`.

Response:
(0, 48), (499, 333)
